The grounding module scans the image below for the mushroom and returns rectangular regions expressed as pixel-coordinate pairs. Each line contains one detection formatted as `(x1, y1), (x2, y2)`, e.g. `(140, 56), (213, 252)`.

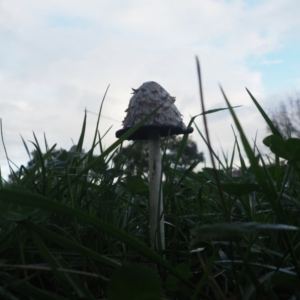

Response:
(116, 81), (193, 249)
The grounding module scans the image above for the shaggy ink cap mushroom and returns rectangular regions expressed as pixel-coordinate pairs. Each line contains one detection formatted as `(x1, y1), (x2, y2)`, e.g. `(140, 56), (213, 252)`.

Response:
(115, 81), (193, 249)
(115, 81), (193, 140)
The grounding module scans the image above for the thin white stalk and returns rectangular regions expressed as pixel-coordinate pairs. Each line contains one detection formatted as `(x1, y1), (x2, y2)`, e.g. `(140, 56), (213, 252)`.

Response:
(148, 129), (165, 250)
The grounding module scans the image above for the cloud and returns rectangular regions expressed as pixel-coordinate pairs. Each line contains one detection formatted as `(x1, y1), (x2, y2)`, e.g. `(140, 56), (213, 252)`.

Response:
(1, 0), (300, 179)
(262, 59), (283, 65)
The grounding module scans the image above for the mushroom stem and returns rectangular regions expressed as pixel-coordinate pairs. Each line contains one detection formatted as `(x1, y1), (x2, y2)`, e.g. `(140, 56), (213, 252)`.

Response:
(148, 129), (165, 250)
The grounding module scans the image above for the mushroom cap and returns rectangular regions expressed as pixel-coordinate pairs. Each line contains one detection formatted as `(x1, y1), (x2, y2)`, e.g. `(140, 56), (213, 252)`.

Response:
(115, 81), (193, 140)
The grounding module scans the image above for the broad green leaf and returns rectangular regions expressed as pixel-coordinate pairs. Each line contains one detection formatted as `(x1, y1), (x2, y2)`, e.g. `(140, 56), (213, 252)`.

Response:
(221, 183), (261, 195)
(285, 138), (300, 161)
(244, 272), (300, 300)
(263, 135), (289, 159)
(263, 136), (300, 161)
(165, 264), (191, 297)
(165, 275), (180, 292)
(176, 263), (190, 278)
(202, 167), (229, 182)
(108, 264), (161, 300)
(191, 222), (299, 244)
(126, 175), (148, 195)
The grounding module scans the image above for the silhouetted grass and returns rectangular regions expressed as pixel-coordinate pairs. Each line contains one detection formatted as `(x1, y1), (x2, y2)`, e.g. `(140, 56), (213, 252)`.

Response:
(0, 80), (300, 299)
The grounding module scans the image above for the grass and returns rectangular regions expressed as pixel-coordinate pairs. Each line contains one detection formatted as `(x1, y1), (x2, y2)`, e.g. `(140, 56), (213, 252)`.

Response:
(0, 74), (300, 299)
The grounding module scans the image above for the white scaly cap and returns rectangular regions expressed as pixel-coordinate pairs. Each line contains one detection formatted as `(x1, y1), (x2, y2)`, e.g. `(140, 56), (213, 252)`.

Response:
(116, 81), (193, 140)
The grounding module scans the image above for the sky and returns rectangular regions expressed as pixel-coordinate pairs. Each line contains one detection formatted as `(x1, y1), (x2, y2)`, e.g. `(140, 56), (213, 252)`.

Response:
(0, 0), (300, 179)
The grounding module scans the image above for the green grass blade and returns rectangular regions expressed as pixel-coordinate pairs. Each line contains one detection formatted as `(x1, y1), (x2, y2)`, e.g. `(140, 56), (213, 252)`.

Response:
(220, 86), (281, 216)
(20, 134), (32, 160)
(0, 189), (194, 288)
(76, 109), (87, 153)
(90, 85), (110, 159)
(22, 220), (120, 269)
(246, 88), (283, 138)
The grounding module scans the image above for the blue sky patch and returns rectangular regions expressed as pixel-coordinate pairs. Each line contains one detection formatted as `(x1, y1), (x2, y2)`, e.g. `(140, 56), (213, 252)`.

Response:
(47, 15), (90, 29)
(246, 41), (300, 94)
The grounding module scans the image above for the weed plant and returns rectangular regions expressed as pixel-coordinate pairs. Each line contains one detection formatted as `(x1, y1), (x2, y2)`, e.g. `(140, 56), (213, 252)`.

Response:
(0, 80), (300, 299)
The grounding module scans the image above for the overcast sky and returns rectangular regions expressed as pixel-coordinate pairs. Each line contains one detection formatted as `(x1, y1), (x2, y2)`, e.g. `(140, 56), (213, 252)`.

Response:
(1, 0), (300, 179)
